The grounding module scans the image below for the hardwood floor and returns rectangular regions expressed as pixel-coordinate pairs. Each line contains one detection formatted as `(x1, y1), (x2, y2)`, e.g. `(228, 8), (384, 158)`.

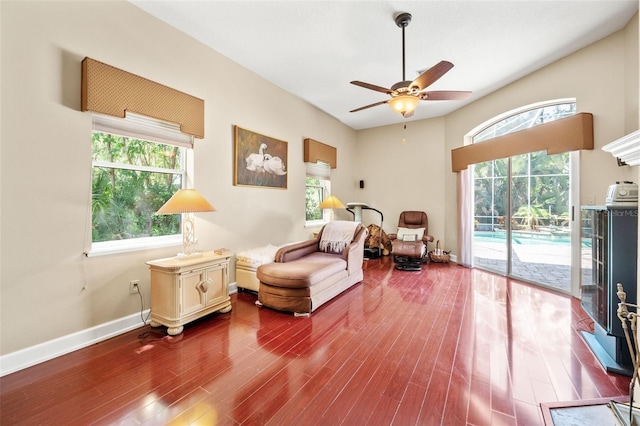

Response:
(0, 257), (630, 425)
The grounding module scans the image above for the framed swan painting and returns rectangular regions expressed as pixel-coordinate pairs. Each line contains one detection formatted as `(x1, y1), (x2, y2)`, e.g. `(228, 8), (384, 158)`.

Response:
(233, 125), (288, 189)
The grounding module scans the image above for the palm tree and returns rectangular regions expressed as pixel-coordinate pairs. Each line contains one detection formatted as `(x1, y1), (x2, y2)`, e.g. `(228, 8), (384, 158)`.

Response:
(512, 205), (549, 230)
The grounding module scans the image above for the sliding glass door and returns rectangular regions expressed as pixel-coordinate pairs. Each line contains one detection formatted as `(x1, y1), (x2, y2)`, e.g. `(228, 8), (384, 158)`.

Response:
(472, 102), (576, 293)
(474, 158), (509, 273)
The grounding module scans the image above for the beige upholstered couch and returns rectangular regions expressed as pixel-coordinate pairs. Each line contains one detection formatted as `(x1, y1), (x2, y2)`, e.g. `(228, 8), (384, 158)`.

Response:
(256, 221), (367, 315)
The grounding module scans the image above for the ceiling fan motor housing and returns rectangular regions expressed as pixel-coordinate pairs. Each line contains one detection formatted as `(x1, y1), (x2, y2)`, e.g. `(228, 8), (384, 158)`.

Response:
(395, 12), (412, 28)
(391, 80), (419, 95)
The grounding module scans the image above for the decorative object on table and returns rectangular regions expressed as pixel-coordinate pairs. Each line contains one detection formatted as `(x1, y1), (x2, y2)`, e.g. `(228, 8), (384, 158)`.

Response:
(156, 188), (216, 258)
(429, 240), (450, 263)
(234, 125), (287, 189)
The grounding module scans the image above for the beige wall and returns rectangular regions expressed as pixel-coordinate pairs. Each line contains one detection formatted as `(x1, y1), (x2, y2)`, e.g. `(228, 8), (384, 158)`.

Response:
(626, 11), (640, 133)
(0, 1), (638, 358)
(355, 118), (447, 239)
(0, 1), (358, 355)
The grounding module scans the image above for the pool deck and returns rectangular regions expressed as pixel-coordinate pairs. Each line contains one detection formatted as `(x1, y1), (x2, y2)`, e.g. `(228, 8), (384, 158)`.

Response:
(473, 240), (573, 292)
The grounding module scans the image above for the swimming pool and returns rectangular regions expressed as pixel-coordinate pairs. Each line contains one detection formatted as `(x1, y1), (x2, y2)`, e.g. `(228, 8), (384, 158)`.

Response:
(474, 231), (571, 246)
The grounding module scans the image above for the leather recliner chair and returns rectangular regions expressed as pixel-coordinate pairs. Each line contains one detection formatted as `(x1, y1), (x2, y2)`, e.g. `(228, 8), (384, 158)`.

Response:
(388, 211), (434, 270)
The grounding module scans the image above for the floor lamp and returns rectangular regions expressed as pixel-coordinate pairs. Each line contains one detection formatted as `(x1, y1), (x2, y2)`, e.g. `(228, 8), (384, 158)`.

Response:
(156, 188), (216, 258)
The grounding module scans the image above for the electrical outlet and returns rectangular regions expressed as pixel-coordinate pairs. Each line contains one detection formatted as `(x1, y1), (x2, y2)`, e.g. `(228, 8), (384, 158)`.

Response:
(129, 280), (140, 294)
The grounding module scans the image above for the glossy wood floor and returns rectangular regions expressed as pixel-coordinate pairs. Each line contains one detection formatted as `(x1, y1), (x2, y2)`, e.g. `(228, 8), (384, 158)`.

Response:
(0, 257), (630, 425)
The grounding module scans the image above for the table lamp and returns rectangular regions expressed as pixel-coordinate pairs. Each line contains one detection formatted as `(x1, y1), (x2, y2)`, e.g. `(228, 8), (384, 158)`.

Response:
(156, 188), (216, 258)
(319, 195), (345, 209)
(319, 195), (345, 221)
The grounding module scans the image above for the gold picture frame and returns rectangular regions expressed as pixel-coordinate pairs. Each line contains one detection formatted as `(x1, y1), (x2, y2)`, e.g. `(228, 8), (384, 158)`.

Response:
(233, 125), (288, 189)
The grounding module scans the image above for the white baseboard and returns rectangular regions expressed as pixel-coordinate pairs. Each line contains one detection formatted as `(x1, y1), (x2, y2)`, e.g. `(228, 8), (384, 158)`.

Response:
(1, 281), (240, 377)
(450, 254), (458, 263)
(0, 309), (150, 377)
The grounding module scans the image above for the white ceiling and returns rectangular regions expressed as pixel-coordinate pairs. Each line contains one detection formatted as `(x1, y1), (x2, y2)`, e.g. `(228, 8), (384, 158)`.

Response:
(130, 1), (638, 130)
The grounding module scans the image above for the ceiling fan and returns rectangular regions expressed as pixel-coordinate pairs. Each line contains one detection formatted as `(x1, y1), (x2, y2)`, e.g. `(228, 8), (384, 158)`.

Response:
(350, 12), (472, 118)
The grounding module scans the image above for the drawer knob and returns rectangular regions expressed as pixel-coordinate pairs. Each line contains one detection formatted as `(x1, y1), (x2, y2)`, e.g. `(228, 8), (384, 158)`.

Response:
(199, 279), (212, 293)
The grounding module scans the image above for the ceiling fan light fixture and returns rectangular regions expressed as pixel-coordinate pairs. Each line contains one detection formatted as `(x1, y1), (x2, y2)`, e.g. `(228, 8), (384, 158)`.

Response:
(389, 95), (419, 116)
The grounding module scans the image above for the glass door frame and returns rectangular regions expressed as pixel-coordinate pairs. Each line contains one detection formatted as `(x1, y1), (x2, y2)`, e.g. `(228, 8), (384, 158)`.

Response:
(468, 101), (581, 297)
(569, 151), (581, 297)
(472, 152), (579, 297)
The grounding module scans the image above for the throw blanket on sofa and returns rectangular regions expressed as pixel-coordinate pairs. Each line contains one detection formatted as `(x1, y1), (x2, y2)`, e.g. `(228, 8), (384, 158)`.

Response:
(319, 221), (359, 254)
(236, 244), (281, 265)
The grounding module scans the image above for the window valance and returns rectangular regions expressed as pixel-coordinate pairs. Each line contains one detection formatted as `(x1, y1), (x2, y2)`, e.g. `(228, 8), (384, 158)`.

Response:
(304, 138), (337, 168)
(451, 112), (593, 172)
(81, 57), (204, 138)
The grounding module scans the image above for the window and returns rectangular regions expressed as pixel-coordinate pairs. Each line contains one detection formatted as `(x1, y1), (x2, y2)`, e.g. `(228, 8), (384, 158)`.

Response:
(472, 102), (575, 233)
(474, 103), (577, 143)
(89, 114), (192, 255)
(305, 161), (331, 226)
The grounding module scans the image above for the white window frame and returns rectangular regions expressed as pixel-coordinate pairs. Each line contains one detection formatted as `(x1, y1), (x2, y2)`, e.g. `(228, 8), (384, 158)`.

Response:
(305, 161), (331, 227)
(87, 113), (194, 257)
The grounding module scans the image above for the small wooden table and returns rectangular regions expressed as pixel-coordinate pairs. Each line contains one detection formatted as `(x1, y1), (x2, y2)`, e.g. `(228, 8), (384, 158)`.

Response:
(146, 250), (232, 335)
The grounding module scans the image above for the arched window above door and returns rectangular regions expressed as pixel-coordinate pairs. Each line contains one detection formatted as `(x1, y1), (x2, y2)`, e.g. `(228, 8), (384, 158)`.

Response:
(474, 102), (576, 142)
(452, 100), (593, 172)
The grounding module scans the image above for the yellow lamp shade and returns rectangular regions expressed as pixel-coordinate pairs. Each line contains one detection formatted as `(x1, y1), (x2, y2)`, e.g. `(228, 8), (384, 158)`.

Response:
(156, 189), (216, 214)
(155, 188), (215, 257)
(319, 195), (345, 209)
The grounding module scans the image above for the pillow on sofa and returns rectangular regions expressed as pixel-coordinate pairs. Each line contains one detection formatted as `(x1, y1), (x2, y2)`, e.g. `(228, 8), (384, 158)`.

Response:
(397, 227), (424, 241)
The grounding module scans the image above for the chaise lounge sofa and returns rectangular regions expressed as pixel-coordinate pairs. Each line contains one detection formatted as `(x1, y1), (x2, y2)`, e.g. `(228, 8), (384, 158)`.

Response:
(256, 221), (367, 315)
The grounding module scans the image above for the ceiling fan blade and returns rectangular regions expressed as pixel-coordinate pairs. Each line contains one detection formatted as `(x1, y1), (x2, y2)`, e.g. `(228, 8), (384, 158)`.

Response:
(350, 100), (389, 113)
(350, 81), (392, 94)
(410, 61), (454, 92)
(419, 91), (472, 101)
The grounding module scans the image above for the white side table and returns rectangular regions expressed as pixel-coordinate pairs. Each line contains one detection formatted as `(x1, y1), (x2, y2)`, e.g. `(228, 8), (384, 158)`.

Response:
(146, 250), (232, 335)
